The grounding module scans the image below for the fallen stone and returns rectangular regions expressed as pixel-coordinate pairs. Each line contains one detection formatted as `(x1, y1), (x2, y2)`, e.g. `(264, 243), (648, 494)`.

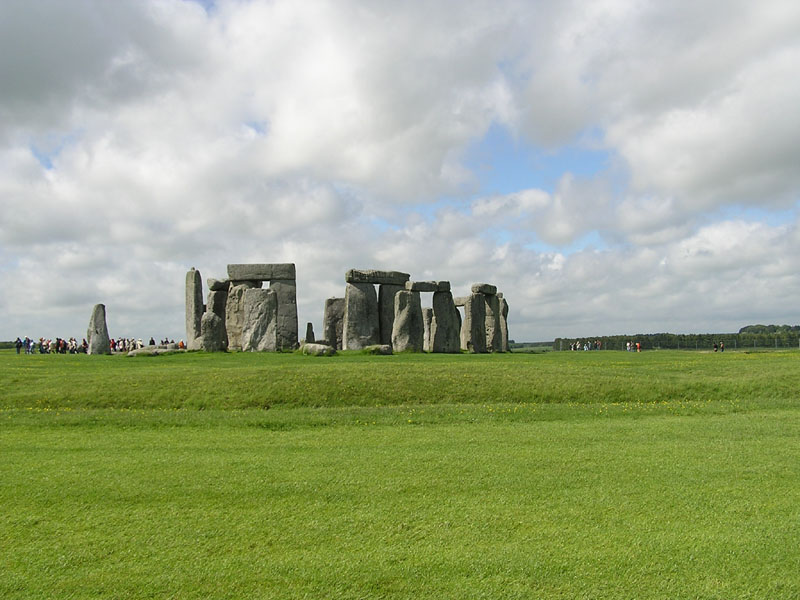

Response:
(305, 322), (315, 344)
(200, 311), (228, 351)
(343, 282), (380, 350)
(207, 278), (230, 291)
(227, 263), (296, 281)
(471, 283), (497, 295)
(241, 288), (278, 352)
(391, 290), (424, 352)
(127, 347), (187, 357)
(301, 343), (336, 356)
(185, 268), (203, 350)
(431, 291), (461, 353)
(323, 297), (345, 350)
(422, 307), (434, 352)
(460, 293), (487, 353)
(87, 303), (112, 355)
(363, 344), (393, 355)
(345, 269), (410, 285)
(378, 284), (404, 345)
(270, 279), (299, 350)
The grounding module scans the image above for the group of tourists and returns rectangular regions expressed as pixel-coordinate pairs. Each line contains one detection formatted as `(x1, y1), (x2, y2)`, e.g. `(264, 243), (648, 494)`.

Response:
(15, 337), (88, 354)
(713, 341), (725, 352)
(570, 340), (603, 351)
(14, 336), (185, 354)
(626, 341), (641, 352)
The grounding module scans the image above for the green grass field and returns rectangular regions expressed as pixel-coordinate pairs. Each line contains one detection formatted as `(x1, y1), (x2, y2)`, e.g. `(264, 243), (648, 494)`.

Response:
(2, 349), (799, 598)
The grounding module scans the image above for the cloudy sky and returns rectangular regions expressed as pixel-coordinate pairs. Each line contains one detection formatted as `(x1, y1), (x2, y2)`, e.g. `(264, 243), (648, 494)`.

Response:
(2, 0), (799, 342)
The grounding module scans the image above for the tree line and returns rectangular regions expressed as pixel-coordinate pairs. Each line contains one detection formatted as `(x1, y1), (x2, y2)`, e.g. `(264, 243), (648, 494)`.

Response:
(554, 325), (800, 351)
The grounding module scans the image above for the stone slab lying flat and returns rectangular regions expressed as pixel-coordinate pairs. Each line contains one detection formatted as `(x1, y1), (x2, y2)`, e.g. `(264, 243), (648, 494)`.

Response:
(405, 280), (450, 292)
(471, 283), (497, 295)
(301, 343), (336, 356)
(227, 263), (296, 281)
(345, 269), (410, 285)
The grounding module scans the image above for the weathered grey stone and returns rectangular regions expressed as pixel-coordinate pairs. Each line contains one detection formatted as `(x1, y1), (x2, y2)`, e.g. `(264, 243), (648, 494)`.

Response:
(471, 283), (497, 295)
(127, 347), (186, 357)
(453, 296), (469, 307)
(391, 290), (424, 352)
(499, 295), (510, 353)
(241, 288), (277, 352)
(227, 263), (296, 281)
(301, 343), (335, 356)
(378, 284), (404, 345)
(207, 289), (228, 319)
(422, 307), (434, 352)
(270, 279), (298, 350)
(460, 293), (487, 353)
(484, 293), (502, 352)
(225, 284), (250, 350)
(343, 283), (380, 350)
(345, 269), (410, 285)
(207, 278), (230, 291)
(431, 291), (461, 353)
(200, 311), (228, 352)
(405, 280), (437, 292)
(305, 322), (315, 344)
(363, 344), (393, 355)
(185, 268), (203, 350)
(230, 280), (261, 289)
(323, 297), (345, 350)
(87, 303), (111, 355)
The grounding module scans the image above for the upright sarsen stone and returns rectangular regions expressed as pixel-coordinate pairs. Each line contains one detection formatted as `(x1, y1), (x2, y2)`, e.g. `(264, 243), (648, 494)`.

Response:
(185, 268), (204, 350)
(87, 303), (111, 355)
(270, 279), (298, 350)
(225, 283), (256, 350)
(431, 291), (461, 353)
(391, 290), (423, 352)
(422, 307), (434, 352)
(200, 311), (228, 352)
(378, 284), (404, 345)
(343, 282), (380, 350)
(484, 293), (502, 352)
(323, 297), (345, 350)
(241, 289), (278, 352)
(460, 293), (486, 353)
(207, 289), (228, 319)
(499, 294), (510, 353)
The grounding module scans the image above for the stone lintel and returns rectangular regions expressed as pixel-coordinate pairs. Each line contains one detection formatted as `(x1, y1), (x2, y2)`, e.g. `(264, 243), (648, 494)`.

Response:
(207, 278), (230, 291)
(453, 296), (469, 307)
(471, 283), (497, 295)
(405, 280), (450, 292)
(345, 269), (410, 285)
(227, 263), (296, 281)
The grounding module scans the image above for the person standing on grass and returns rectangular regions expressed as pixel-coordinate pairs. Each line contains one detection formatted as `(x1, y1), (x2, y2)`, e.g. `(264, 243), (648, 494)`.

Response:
(14, 337), (22, 354)
(720, 341), (725, 352)
(713, 342), (718, 352)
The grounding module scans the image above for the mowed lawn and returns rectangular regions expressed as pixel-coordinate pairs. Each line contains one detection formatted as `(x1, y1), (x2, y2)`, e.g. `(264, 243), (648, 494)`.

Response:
(1, 350), (799, 599)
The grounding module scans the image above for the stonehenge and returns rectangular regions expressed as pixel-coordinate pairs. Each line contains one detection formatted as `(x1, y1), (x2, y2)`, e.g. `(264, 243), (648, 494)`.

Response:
(185, 263), (509, 354)
(185, 263), (298, 352)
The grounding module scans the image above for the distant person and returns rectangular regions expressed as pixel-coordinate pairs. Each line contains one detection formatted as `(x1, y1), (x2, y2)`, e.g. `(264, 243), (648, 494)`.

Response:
(713, 342), (718, 352)
(149, 337), (156, 346)
(720, 341), (725, 352)
(14, 337), (22, 354)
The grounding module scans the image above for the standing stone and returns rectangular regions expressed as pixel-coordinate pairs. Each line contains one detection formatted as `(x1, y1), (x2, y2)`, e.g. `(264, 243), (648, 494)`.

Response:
(270, 279), (299, 350)
(185, 268), (203, 350)
(87, 303), (111, 355)
(241, 289), (278, 352)
(422, 307), (434, 352)
(391, 290), (423, 352)
(378, 284), (404, 345)
(323, 297), (345, 350)
(499, 295), (510, 353)
(485, 293), (502, 352)
(460, 293), (487, 353)
(225, 283), (256, 350)
(207, 289), (228, 319)
(431, 291), (461, 353)
(305, 322), (315, 344)
(343, 282), (380, 350)
(200, 311), (228, 352)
